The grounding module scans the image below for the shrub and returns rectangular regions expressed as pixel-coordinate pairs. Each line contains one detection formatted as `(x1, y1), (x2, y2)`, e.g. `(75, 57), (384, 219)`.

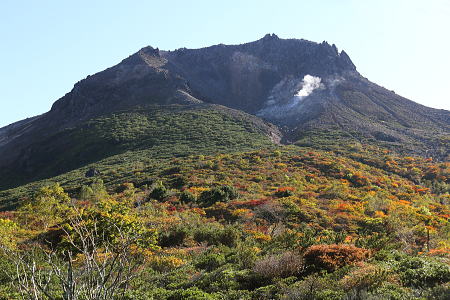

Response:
(253, 201), (285, 225)
(115, 182), (135, 193)
(273, 150), (282, 157)
(340, 262), (390, 292)
(21, 184), (71, 229)
(168, 287), (214, 300)
(195, 266), (242, 292)
(64, 201), (158, 251)
(393, 255), (450, 288)
(193, 224), (241, 247)
(198, 185), (238, 207)
(179, 190), (196, 203)
(252, 284), (278, 299)
(123, 288), (171, 300)
(205, 202), (236, 221)
(303, 244), (369, 272)
(228, 245), (260, 269)
(171, 175), (188, 188)
(217, 289), (252, 300)
(253, 251), (304, 278)
(219, 226), (241, 247)
(354, 233), (391, 251)
(193, 223), (223, 245)
(195, 251), (226, 271)
(274, 187), (294, 198)
(368, 283), (414, 300)
(0, 219), (19, 248)
(281, 275), (343, 300)
(426, 284), (450, 299)
(159, 225), (190, 247)
(79, 185), (94, 200)
(345, 172), (370, 187)
(149, 182), (168, 201)
(148, 255), (184, 273)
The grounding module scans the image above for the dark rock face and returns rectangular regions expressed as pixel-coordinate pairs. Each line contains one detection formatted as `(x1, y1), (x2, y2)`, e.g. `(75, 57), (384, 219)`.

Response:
(46, 34), (358, 122)
(0, 35), (361, 169)
(161, 36), (357, 113)
(85, 168), (101, 178)
(50, 46), (195, 124)
(0, 34), (449, 190)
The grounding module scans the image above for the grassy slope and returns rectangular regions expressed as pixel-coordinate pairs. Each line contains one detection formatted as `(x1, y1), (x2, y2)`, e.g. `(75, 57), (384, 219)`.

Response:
(0, 104), (277, 209)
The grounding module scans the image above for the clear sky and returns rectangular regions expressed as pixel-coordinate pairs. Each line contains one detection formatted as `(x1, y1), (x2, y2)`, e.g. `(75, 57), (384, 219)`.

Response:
(1, 0), (449, 127)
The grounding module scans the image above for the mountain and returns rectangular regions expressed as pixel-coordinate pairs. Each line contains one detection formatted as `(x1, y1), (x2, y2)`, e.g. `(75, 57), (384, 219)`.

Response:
(1, 35), (449, 299)
(0, 34), (449, 192)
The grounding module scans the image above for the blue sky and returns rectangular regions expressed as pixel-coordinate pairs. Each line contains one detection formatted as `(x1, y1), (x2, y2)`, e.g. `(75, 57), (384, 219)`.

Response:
(1, 0), (449, 127)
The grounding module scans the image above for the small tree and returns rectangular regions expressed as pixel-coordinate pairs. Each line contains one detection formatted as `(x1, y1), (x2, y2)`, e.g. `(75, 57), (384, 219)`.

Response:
(1, 202), (158, 300)
(18, 183), (71, 229)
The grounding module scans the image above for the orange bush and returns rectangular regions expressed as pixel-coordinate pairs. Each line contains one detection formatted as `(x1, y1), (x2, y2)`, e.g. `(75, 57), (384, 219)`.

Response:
(303, 244), (369, 272)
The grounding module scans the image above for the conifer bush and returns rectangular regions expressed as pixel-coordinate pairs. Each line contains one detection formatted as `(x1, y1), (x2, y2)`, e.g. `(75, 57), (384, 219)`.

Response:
(198, 185), (238, 207)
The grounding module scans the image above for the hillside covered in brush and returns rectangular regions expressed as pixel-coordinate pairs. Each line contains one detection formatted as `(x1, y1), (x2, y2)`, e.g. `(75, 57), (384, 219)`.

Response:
(0, 35), (449, 299)
(0, 145), (449, 299)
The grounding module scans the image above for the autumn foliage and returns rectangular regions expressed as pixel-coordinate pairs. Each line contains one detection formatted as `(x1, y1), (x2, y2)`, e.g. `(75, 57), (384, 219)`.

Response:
(303, 244), (370, 272)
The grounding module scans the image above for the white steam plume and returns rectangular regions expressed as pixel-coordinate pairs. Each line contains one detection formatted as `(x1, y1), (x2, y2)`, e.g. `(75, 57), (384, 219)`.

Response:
(257, 74), (323, 119)
(295, 75), (322, 99)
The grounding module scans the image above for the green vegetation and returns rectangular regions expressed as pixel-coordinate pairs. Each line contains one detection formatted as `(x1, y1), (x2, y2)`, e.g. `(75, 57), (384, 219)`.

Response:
(0, 104), (276, 209)
(0, 144), (449, 299)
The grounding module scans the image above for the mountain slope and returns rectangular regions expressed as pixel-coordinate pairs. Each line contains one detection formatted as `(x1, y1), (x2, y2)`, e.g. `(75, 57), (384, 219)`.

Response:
(0, 34), (448, 191)
(160, 35), (449, 156)
(0, 104), (279, 192)
(1, 35), (449, 300)
(1, 144), (449, 298)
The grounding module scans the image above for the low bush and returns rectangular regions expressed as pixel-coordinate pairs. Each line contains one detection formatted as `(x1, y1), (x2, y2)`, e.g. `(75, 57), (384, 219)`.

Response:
(274, 187), (294, 198)
(303, 244), (369, 272)
(195, 251), (226, 271)
(253, 251), (304, 278)
(149, 182), (168, 201)
(168, 287), (215, 300)
(281, 275), (343, 300)
(393, 254), (450, 288)
(179, 190), (196, 203)
(193, 224), (241, 247)
(159, 225), (190, 247)
(147, 255), (184, 273)
(198, 185), (238, 207)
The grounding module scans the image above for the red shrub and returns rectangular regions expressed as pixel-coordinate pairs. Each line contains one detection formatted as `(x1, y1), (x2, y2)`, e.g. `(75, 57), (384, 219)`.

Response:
(0, 211), (15, 220)
(232, 198), (267, 207)
(275, 187), (295, 197)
